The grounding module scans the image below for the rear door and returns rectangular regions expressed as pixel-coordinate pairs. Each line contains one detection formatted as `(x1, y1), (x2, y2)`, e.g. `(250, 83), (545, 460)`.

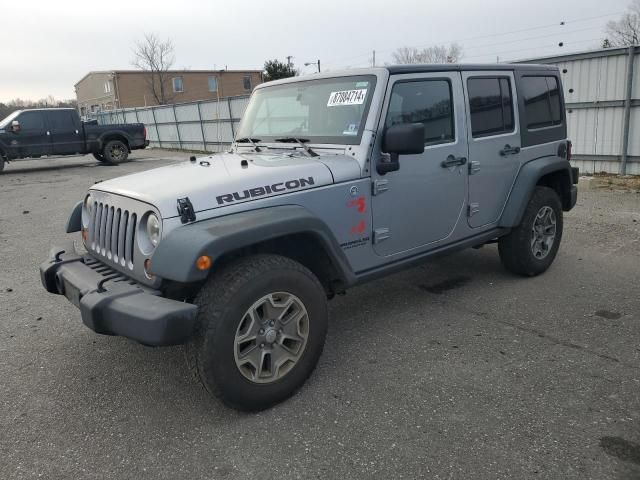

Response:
(371, 72), (468, 256)
(463, 71), (521, 228)
(11, 111), (50, 157)
(47, 110), (84, 155)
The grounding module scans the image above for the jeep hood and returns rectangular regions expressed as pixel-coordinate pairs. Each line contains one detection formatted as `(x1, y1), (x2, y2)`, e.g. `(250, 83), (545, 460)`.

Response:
(90, 151), (361, 218)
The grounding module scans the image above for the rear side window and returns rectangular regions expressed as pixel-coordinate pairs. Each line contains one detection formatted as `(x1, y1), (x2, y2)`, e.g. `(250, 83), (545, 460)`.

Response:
(386, 79), (454, 145)
(468, 77), (514, 138)
(522, 76), (563, 129)
(17, 112), (45, 130)
(47, 111), (76, 130)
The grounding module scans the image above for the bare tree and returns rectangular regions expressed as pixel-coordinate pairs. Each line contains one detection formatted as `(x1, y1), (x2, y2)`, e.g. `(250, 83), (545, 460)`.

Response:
(132, 33), (175, 105)
(391, 43), (463, 64)
(605, 0), (640, 46)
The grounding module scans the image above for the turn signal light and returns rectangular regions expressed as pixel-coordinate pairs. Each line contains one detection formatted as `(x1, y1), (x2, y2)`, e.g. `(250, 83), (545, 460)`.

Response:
(196, 255), (212, 271)
(144, 258), (154, 279)
(81, 228), (88, 243)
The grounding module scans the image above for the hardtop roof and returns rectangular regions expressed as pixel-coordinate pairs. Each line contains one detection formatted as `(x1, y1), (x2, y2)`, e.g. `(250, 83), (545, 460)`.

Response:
(385, 63), (559, 74)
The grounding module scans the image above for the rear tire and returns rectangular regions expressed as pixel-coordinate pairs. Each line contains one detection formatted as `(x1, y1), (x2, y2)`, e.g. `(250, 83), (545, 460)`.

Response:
(103, 140), (129, 164)
(92, 152), (106, 162)
(186, 254), (328, 411)
(498, 186), (563, 276)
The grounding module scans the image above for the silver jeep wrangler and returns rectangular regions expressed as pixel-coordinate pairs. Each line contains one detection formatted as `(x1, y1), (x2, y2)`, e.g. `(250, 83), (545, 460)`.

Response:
(41, 65), (578, 411)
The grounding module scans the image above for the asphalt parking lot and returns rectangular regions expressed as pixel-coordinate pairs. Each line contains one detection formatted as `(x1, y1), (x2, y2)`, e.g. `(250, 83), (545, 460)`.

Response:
(1, 150), (639, 480)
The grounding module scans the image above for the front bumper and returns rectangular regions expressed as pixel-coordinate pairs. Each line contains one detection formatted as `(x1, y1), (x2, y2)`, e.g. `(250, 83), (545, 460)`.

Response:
(40, 242), (197, 346)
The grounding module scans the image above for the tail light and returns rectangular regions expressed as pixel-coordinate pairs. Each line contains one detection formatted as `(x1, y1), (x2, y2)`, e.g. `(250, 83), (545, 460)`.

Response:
(567, 140), (572, 161)
(143, 126), (147, 139)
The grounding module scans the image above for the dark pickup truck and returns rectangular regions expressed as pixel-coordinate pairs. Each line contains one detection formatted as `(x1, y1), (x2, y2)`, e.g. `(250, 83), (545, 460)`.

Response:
(0, 108), (148, 172)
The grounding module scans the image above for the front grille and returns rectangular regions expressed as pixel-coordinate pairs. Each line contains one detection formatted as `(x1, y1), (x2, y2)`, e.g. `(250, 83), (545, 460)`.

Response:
(89, 201), (137, 270)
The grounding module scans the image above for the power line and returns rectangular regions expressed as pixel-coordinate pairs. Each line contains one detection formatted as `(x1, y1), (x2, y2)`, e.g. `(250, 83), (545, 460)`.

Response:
(324, 10), (623, 68)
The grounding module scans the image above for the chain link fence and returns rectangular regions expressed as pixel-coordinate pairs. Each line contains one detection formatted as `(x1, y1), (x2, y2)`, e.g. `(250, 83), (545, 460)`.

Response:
(94, 95), (251, 153)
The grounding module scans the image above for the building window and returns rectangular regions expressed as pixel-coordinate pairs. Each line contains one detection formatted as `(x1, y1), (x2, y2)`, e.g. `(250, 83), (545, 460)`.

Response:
(385, 79), (455, 145)
(104, 81), (112, 94)
(522, 76), (563, 130)
(173, 77), (184, 93)
(468, 77), (515, 138)
(208, 76), (218, 92)
(243, 75), (252, 91)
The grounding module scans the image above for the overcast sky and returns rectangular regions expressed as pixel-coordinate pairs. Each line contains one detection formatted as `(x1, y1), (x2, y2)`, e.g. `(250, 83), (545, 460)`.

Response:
(0, 0), (630, 102)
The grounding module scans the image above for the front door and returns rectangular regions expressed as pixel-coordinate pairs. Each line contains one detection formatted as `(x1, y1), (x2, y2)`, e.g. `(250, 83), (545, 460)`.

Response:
(371, 72), (468, 257)
(10, 111), (50, 158)
(463, 71), (521, 228)
(47, 110), (84, 155)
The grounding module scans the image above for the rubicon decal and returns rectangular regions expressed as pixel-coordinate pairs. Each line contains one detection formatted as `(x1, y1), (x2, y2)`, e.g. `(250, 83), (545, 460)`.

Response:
(216, 177), (315, 205)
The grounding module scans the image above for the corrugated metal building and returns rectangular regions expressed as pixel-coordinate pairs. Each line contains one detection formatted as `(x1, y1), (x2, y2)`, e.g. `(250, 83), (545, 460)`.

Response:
(520, 46), (639, 175)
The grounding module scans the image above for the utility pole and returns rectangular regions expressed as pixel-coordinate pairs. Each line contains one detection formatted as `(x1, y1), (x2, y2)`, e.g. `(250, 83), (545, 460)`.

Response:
(372, 50), (376, 67)
(286, 56), (293, 68)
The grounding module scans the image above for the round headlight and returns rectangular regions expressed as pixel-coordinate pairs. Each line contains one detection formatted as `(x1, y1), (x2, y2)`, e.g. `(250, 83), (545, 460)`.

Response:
(84, 194), (93, 213)
(146, 213), (161, 247)
(82, 194), (93, 230)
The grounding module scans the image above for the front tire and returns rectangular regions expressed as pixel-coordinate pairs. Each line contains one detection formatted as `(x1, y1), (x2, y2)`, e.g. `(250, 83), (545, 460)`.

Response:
(186, 254), (328, 411)
(92, 152), (106, 162)
(498, 186), (563, 276)
(103, 140), (129, 164)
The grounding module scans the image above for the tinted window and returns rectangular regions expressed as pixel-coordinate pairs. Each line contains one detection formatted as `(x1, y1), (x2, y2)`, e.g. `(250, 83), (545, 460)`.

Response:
(17, 112), (45, 130)
(468, 77), (514, 137)
(47, 111), (76, 130)
(386, 80), (454, 145)
(522, 76), (563, 129)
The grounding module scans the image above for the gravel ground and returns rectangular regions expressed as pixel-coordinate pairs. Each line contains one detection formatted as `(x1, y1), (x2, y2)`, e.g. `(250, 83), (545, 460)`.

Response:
(1, 151), (639, 480)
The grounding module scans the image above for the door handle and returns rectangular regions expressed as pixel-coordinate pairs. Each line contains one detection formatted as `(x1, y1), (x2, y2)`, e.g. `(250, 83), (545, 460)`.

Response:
(500, 144), (521, 156)
(441, 155), (467, 168)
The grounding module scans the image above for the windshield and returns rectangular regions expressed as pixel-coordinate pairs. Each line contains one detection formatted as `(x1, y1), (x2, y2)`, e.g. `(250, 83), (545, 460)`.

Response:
(236, 75), (377, 145)
(0, 110), (21, 129)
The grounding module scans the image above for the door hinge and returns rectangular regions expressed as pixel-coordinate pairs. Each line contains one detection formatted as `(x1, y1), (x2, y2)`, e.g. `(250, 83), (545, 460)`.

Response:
(372, 179), (389, 196)
(177, 197), (196, 224)
(373, 228), (391, 244)
(469, 160), (481, 175)
(468, 203), (480, 217)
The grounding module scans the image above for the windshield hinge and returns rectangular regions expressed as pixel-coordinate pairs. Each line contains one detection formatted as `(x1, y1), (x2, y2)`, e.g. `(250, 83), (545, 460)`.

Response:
(177, 197), (196, 224)
(372, 179), (389, 196)
(373, 228), (391, 244)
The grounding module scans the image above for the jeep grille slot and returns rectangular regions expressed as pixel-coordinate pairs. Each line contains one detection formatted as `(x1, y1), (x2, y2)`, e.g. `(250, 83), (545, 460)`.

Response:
(89, 202), (137, 270)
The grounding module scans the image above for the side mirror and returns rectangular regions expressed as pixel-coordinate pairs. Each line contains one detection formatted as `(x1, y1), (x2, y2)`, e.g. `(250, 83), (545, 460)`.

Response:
(11, 120), (20, 133)
(378, 123), (425, 174)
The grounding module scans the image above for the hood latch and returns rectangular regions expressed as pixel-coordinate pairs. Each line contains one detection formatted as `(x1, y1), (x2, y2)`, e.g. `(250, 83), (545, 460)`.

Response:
(177, 197), (196, 224)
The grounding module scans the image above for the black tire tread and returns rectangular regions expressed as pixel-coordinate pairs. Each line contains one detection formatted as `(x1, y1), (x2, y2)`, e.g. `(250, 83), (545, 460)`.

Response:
(103, 139), (129, 164)
(498, 186), (563, 277)
(185, 254), (326, 410)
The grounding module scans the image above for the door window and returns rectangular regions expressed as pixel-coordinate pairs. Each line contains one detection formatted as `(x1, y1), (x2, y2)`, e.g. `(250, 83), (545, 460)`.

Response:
(47, 111), (76, 130)
(521, 76), (563, 129)
(385, 79), (454, 145)
(468, 77), (514, 138)
(17, 112), (45, 130)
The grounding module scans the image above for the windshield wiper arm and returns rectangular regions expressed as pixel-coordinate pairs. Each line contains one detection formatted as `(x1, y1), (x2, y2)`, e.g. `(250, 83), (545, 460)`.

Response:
(235, 137), (263, 152)
(274, 137), (319, 157)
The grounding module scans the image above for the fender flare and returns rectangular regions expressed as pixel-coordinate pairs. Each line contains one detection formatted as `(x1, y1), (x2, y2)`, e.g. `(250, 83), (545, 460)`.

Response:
(150, 205), (355, 284)
(98, 130), (131, 151)
(499, 156), (572, 228)
(66, 201), (83, 233)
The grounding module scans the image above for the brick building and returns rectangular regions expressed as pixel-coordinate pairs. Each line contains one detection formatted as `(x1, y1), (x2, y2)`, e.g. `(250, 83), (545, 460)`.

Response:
(75, 69), (263, 116)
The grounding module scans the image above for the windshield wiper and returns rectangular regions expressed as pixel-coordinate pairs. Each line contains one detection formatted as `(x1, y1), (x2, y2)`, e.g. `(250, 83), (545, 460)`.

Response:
(235, 137), (263, 152)
(274, 137), (319, 157)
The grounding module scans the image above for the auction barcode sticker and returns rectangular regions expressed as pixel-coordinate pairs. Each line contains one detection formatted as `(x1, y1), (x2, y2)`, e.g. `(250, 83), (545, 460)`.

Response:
(327, 89), (368, 107)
